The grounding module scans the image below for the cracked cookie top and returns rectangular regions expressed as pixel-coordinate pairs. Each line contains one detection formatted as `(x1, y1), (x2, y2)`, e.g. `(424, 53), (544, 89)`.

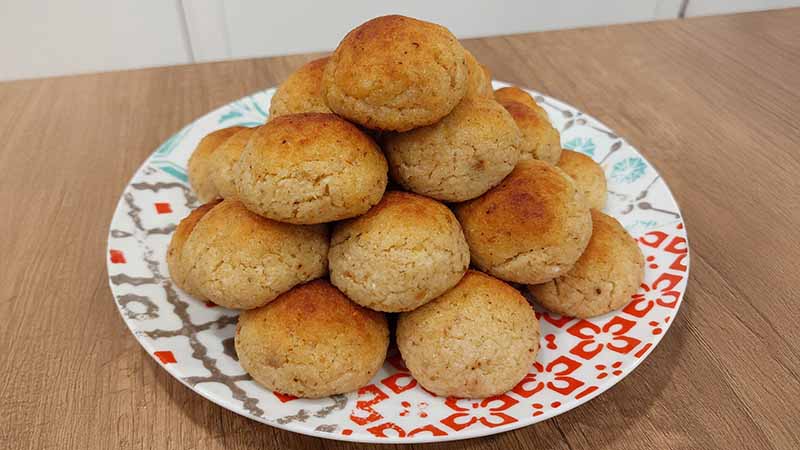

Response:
(236, 279), (388, 398)
(329, 191), (470, 312)
(322, 15), (468, 132)
(234, 113), (387, 224)
(455, 159), (592, 284)
(179, 199), (329, 309)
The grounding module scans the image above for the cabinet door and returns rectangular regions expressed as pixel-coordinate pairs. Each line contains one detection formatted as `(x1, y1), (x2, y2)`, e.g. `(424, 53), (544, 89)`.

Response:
(0, 0), (191, 81)
(184, 0), (683, 60)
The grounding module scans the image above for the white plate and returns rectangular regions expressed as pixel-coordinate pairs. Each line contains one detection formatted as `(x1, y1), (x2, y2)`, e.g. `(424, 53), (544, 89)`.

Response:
(106, 82), (689, 443)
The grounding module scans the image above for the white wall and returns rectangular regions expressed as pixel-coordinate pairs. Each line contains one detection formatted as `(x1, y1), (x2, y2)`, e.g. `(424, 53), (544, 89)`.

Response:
(685, 0), (800, 16)
(0, 0), (191, 81)
(1, 0), (798, 81)
(214, 0), (682, 60)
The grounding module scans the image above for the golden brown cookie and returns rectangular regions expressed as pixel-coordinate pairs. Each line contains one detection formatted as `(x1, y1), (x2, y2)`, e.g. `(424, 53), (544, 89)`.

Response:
(180, 200), (329, 309)
(464, 50), (493, 99)
(235, 113), (387, 224)
(397, 270), (540, 398)
(500, 100), (561, 165)
(236, 279), (388, 398)
(383, 96), (521, 202)
(166, 200), (222, 297)
(455, 159), (592, 284)
(208, 127), (257, 200)
(329, 191), (470, 312)
(322, 15), (468, 131)
(557, 149), (607, 210)
(494, 86), (540, 112)
(268, 57), (332, 118)
(187, 126), (246, 202)
(528, 210), (644, 318)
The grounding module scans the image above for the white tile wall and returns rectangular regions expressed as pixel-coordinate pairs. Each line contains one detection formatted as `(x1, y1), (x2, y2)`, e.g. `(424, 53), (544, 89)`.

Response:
(1, 0), (797, 81)
(219, 0), (683, 59)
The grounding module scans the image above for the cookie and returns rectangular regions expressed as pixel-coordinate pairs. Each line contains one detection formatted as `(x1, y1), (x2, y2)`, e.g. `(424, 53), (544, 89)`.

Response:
(180, 199), (329, 309)
(500, 100), (562, 164)
(235, 113), (387, 224)
(166, 200), (221, 297)
(465, 49), (493, 98)
(557, 149), (607, 210)
(455, 159), (592, 284)
(269, 57), (332, 118)
(208, 127), (257, 199)
(329, 191), (470, 312)
(494, 86), (541, 112)
(236, 279), (388, 398)
(528, 210), (644, 318)
(322, 15), (468, 131)
(397, 270), (540, 398)
(383, 96), (521, 202)
(187, 126), (246, 202)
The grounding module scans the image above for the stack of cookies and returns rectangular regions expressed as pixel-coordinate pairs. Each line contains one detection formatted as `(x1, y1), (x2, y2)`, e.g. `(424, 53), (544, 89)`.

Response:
(169, 15), (643, 399)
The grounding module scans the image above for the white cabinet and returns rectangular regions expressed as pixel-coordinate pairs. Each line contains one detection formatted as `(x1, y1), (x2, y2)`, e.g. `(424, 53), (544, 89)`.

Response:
(186, 0), (683, 60)
(684, 0), (800, 16)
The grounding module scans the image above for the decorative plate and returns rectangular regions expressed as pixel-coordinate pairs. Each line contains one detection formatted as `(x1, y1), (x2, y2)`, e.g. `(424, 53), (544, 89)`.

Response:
(106, 82), (689, 443)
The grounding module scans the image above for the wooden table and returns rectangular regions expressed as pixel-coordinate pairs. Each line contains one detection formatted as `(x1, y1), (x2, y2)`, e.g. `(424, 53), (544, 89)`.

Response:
(2, 8), (799, 450)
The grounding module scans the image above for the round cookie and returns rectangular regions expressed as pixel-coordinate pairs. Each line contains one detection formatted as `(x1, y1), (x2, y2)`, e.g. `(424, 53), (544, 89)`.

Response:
(528, 210), (644, 318)
(188, 126), (246, 202)
(236, 279), (389, 398)
(322, 15), (468, 131)
(397, 270), (540, 398)
(208, 127), (257, 199)
(465, 50), (493, 99)
(235, 113), (387, 224)
(329, 191), (470, 312)
(494, 86), (543, 113)
(455, 159), (592, 284)
(166, 200), (221, 297)
(383, 96), (521, 202)
(269, 57), (332, 118)
(180, 199), (329, 309)
(558, 149), (607, 210)
(501, 100), (562, 165)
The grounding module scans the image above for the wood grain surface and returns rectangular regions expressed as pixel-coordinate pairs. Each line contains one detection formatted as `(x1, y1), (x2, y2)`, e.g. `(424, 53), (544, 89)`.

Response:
(2, 8), (799, 450)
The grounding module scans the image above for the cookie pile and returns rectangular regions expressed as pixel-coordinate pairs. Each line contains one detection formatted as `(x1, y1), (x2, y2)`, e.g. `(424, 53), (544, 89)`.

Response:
(170, 15), (643, 399)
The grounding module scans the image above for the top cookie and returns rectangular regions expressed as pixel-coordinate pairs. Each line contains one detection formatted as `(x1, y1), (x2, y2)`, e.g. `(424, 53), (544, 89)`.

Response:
(322, 15), (468, 132)
(269, 57), (332, 118)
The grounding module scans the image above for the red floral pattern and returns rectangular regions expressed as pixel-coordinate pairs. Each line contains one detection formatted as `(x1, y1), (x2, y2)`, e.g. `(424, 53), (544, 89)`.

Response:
(512, 356), (585, 398)
(441, 395), (519, 431)
(567, 316), (642, 360)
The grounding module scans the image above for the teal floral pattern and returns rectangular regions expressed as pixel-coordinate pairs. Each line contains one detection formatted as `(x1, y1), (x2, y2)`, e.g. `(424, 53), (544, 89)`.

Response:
(218, 97), (269, 127)
(610, 157), (647, 183)
(564, 137), (596, 156)
(153, 124), (192, 158)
